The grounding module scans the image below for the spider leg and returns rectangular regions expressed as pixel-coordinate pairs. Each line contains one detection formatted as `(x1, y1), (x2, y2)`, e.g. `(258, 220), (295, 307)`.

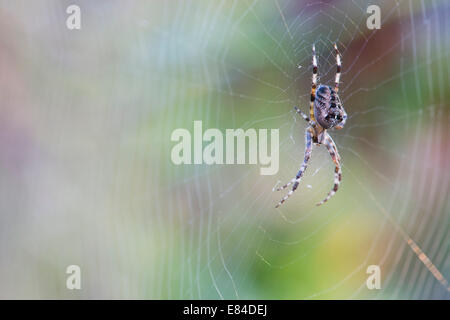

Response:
(333, 43), (347, 130)
(316, 133), (342, 206)
(334, 43), (341, 93)
(275, 127), (313, 208)
(310, 44), (318, 122)
(294, 106), (316, 127)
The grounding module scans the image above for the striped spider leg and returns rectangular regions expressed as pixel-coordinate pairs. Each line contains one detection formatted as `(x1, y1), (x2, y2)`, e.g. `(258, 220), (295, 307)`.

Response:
(333, 43), (347, 129)
(309, 43), (318, 123)
(274, 123), (313, 208)
(316, 132), (342, 206)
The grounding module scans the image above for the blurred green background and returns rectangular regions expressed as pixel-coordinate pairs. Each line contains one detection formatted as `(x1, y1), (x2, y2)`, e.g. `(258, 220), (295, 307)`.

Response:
(0, 0), (448, 299)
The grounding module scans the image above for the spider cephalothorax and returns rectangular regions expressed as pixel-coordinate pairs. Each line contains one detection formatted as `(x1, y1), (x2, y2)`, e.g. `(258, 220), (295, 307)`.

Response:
(274, 44), (347, 208)
(314, 85), (347, 130)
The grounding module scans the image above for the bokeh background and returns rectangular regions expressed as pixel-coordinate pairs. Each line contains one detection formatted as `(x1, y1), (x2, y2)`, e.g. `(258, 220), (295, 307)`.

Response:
(0, 0), (449, 299)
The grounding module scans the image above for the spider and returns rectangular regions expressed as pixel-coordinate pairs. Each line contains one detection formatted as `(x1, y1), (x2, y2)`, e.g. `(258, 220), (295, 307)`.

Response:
(275, 44), (347, 208)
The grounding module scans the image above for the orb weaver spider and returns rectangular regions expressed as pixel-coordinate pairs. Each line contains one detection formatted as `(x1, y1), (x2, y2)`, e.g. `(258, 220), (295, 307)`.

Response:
(275, 44), (347, 208)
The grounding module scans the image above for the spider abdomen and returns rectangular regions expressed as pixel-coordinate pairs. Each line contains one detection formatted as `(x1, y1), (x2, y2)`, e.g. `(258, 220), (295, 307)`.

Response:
(314, 85), (346, 129)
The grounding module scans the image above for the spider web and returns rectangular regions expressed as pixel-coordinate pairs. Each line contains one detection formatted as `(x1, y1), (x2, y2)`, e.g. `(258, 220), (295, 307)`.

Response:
(150, 0), (450, 299)
(0, 0), (448, 299)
